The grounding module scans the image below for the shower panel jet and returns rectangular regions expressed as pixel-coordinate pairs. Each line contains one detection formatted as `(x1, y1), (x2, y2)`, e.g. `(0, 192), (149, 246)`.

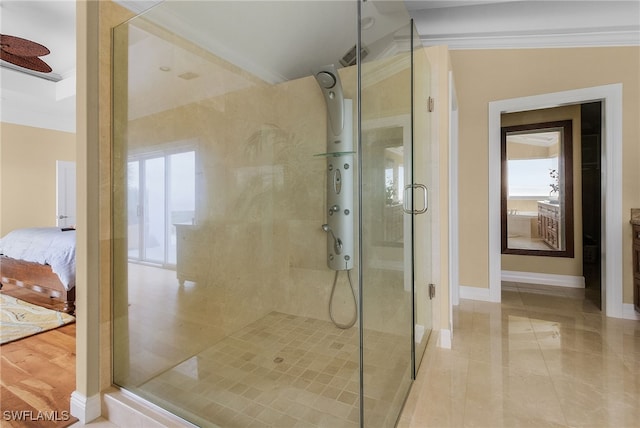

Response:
(314, 64), (357, 329)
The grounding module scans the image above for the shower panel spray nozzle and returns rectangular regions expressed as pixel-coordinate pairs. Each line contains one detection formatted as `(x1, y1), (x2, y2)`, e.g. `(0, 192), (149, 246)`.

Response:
(316, 71), (336, 89)
(322, 224), (343, 255)
(314, 65), (344, 136)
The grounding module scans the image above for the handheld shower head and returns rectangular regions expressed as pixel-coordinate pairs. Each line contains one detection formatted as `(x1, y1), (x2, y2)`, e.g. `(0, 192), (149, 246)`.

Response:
(322, 224), (343, 255)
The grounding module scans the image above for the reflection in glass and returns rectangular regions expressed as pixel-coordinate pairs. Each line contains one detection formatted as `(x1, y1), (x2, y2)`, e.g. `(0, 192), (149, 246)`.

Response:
(127, 150), (195, 266)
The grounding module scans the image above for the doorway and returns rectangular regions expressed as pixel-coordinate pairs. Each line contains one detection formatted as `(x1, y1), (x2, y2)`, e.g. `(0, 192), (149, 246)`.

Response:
(487, 84), (624, 318)
(56, 160), (76, 228)
(581, 101), (602, 309)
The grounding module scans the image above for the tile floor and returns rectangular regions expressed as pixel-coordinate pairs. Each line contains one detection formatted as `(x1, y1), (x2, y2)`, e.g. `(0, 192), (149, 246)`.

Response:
(399, 282), (640, 428)
(134, 311), (408, 428)
(73, 282), (640, 427)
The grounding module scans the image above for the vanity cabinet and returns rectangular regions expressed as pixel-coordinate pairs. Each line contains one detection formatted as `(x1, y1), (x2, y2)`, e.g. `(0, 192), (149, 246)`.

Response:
(175, 224), (206, 285)
(538, 202), (560, 250)
(633, 224), (640, 313)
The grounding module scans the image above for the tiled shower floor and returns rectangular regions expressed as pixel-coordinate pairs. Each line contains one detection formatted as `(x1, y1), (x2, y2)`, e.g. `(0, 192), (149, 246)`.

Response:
(138, 312), (409, 427)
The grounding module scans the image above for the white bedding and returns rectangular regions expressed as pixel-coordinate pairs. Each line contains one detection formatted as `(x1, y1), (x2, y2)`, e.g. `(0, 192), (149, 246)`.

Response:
(0, 227), (76, 290)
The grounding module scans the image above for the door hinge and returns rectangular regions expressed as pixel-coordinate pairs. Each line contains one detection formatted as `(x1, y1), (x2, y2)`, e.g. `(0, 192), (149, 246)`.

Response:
(428, 283), (436, 300)
(427, 97), (434, 113)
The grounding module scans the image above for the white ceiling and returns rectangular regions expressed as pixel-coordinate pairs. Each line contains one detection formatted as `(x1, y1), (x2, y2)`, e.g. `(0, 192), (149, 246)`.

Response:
(0, 0), (76, 132)
(1, 0), (638, 133)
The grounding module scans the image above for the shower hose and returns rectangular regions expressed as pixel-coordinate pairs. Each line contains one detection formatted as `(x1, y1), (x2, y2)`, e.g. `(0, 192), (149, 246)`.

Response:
(329, 269), (357, 329)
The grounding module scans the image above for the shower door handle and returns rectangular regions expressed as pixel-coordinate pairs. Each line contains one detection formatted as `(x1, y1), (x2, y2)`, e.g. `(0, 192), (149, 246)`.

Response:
(403, 184), (428, 215)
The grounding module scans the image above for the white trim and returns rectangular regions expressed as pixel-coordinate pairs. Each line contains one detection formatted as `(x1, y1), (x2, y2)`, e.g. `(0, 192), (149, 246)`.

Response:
(420, 30), (640, 51)
(415, 324), (425, 344)
(438, 328), (452, 349)
(459, 285), (497, 302)
(488, 84), (624, 319)
(449, 71), (460, 309)
(70, 391), (101, 424)
(622, 304), (640, 321)
(502, 270), (585, 288)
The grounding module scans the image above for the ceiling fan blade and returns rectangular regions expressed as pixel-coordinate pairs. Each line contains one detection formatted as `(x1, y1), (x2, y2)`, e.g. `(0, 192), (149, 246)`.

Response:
(0, 34), (50, 57)
(0, 50), (52, 73)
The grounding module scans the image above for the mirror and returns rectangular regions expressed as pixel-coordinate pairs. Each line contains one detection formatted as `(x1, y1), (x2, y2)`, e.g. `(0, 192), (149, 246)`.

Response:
(501, 120), (574, 257)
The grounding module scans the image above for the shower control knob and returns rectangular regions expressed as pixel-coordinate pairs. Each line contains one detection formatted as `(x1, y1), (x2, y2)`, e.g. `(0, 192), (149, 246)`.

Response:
(344, 163), (349, 169)
(330, 204), (340, 214)
(344, 209), (350, 215)
(344, 255), (350, 261)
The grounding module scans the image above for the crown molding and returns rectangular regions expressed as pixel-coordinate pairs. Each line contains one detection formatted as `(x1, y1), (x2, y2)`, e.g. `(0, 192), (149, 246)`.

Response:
(420, 28), (640, 50)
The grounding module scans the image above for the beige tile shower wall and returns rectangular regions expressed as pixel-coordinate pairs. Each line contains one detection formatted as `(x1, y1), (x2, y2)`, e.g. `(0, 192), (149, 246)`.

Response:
(501, 105), (583, 277)
(126, 87), (286, 333)
(450, 47), (640, 303)
(269, 73), (351, 321)
(124, 59), (357, 329)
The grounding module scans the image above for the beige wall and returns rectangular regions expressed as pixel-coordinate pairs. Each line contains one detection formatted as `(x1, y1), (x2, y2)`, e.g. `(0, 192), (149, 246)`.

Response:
(0, 122), (75, 235)
(502, 105), (583, 276)
(451, 47), (640, 303)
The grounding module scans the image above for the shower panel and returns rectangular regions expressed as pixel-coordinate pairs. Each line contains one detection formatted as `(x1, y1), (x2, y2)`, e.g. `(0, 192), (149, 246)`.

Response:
(314, 64), (354, 271)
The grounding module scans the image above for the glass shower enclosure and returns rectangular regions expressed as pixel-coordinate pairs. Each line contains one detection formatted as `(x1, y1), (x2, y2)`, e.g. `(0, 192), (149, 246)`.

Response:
(112, 1), (433, 426)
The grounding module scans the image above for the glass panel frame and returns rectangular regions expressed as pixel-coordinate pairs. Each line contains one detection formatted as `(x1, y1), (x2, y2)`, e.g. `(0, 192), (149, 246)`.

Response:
(359, 1), (417, 426)
(112, 1), (429, 426)
(410, 20), (434, 378)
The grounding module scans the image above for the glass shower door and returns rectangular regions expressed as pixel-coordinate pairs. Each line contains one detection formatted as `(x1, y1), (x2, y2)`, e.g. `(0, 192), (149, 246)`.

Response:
(359, 1), (432, 426)
(411, 23), (434, 375)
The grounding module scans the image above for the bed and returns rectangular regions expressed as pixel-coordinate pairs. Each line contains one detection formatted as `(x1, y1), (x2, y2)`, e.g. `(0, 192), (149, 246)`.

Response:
(0, 227), (76, 314)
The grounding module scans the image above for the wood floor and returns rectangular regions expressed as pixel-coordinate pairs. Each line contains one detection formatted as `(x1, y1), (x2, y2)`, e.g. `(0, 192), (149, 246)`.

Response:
(1, 314), (77, 427)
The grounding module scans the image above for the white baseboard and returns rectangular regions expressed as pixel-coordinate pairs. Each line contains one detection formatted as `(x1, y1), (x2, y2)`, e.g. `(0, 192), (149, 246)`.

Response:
(70, 391), (101, 424)
(459, 285), (495, 302)
(438, 329), (452, 349)
(415, 324), (425, 344)
(622, 304), (640, 320)
(501, 270), (585, 288)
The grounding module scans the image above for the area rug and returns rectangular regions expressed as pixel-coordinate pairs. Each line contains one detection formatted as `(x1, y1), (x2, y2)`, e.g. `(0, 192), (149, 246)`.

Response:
(0, 294), (75, 344)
